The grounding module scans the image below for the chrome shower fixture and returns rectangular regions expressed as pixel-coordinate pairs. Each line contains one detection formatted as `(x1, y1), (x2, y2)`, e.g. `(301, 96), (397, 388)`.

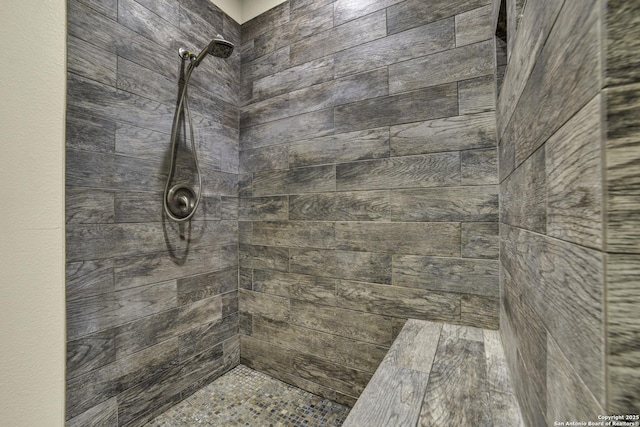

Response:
(163, 34), (235, 222)
(179, 35), (235, 67)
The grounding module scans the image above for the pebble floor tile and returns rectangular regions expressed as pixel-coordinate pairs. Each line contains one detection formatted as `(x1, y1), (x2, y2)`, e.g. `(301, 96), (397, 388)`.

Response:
(145, 365), (350, 426)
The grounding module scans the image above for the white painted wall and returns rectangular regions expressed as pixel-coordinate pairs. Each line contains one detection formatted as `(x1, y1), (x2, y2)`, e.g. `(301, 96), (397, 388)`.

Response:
(0, 0), (67, 425)
(211, 0), (287, 23)
(242, 0), (288, 23)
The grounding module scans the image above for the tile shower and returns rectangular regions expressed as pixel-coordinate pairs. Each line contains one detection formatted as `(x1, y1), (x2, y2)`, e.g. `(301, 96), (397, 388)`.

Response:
(65, 0), (639, 426)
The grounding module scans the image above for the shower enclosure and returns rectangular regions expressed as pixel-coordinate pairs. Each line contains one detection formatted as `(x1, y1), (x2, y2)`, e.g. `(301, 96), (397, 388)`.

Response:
(65, 0), (638, 425)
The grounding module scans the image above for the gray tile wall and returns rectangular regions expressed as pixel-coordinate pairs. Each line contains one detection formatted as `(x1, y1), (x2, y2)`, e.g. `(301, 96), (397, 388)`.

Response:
(497, 0), (640, 423)
(239, 0), (498, 405)
(65, 0), (240, 425)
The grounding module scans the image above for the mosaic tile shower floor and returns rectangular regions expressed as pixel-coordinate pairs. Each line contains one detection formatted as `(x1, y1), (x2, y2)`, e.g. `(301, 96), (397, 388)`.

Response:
(145, 365), (350, 426)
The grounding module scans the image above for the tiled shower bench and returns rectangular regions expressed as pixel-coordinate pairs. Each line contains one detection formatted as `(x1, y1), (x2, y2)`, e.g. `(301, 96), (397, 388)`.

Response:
(343, 320), (525, 427)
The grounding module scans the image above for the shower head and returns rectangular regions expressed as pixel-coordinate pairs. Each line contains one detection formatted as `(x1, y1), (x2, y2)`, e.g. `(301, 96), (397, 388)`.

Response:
(191, 35), (234, 67)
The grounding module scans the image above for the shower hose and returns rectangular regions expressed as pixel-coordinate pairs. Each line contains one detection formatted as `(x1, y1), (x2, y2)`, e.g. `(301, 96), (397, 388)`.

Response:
(163, 61), (202, 222)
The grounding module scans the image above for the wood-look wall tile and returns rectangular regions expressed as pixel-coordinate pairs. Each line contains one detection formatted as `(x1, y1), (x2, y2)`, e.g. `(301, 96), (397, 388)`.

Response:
(220, 197), (238, 220)
(336, 280), (461, 323)
(289, 0), (333, 20)
(392, 255), (498, 297)
(66, 149), (165, 193)
(239, 311), (253, 335)
(500, 146), (546, 233)
(114, 244), (238, 290)
(222, 291), (239, 317)
(135, 0), (178, 24)
(67, 329), (116, 379)
(289, 10), (386, 66)
(115, 296), (222, 357)
(289, 127), (390, 168)
(546, 95), (603, 249)
(66, 188), (115, 225)
(252, 57), (334, 102)
(501, 224), (604, 403)
(238, 244), (289, 272)
(252, 269), (337, 305)
(68, 0), (120, 53)
(387, 0), (490, 35)
(290, 248), (392, 284)
(177, 268), (237, 306)
(67, 221), (235, 263)
(390, 39), (493, 93)
(115, 193), (223, 223)
(483, 329), (513, 393)
(461, 148), (498, 185)
(240, 94), (289, 129)
(179, 312), (238, 361)
(116, 56), (177, 106)
(458, 74), (495, 115)
(241, 335), (370, 399)
(66, 110), (116, 154)
(252, 221), (335, 249)
(455, 5), (493, 47)
(335, 84), (458, 133)
(118, 0), (181, 51)
(607, 254), (640, 412)
(503, 0), (600, 168)
(335, 222), (460, 257)
(462, 222), (499, 259)
(240, 108), (334, 150)
(605, 0), (640, 86)
(334, 19), (455, 78)
(252, 316), (386, 373)
(496, 0), (563, 138)
(287, 2), (334, 42)
(337, 153), (460, 191)
(461, 295), (499, 329)
(290, 68), (389, 115)
(77, 0), (117, 19)
(289, 191), (390, 221)
(333, 0), (404, 26)
(178, 5), (223, 48)
(241, 47), (290, 96)
(238, 196), (288, 221)
(180, 0), (224, 32)
(390, 112), (496, 157)
(241, 1), (290, 43)
(66, 338), (178, 419)
(606, 84), (640, 253)
(290, 299), (394, 346)
(114, 309), (178, 358)
(391, 186), (497, 222)
(68, 35), (117, 87)
(113, 123), (166, 161)
(546, 335), (604, 422)
(116, 343), (226, 425)
(609, 367), (640, 414)
(114, 280), (177, 326)
(66, 397), (118, 427)
(252, 164), (335, 196)
(500, 254), (546, 412)
(239, 268), (252, 290)
(67, 74), (184, 135)
(239, 289), (290, 322)
(67, 292), (118, 341)
(66, 259), (115, 302)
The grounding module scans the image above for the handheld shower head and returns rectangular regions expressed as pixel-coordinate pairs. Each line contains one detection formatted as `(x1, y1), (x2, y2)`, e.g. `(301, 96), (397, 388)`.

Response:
(191, 35), (234, 67)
